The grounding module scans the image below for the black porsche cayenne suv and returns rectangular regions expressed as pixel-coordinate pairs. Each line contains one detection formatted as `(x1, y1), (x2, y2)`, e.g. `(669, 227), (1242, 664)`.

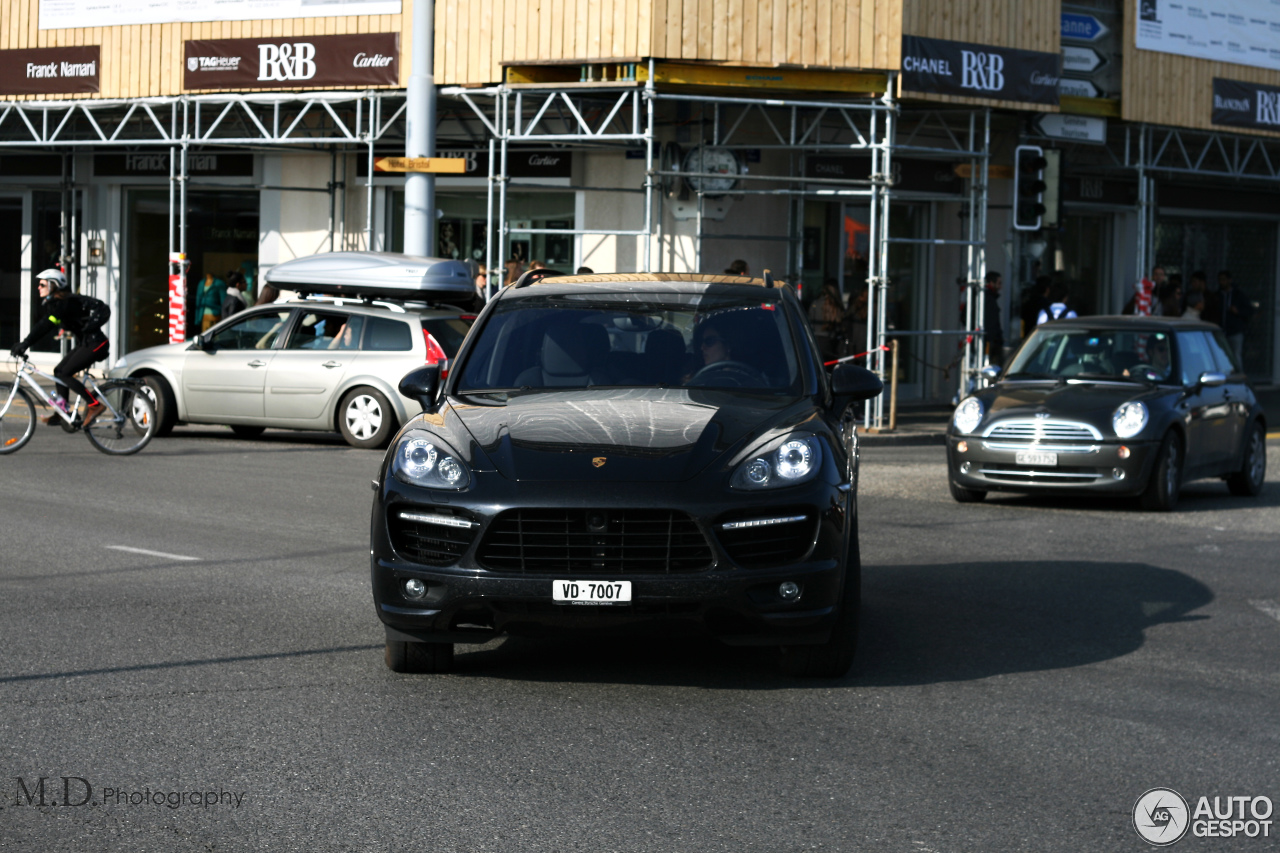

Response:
(370, 272), (883, 676)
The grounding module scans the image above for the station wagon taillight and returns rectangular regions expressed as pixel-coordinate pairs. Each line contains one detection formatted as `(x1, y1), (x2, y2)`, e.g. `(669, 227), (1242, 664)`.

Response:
(424, 331), (448, 379)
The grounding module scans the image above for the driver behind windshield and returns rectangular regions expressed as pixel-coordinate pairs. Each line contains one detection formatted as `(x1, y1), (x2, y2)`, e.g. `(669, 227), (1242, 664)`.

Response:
(684, 319), (735, 382)
(1124, 334), (1171, 381)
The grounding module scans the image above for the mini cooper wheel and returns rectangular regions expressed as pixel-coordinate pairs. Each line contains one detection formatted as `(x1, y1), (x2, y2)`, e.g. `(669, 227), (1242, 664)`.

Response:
(1227, 421), (1267, 497)
(339, 387), (396, 449)
(949, 479), (987, 503)
(385, 640), (454, 673)
(1141, 430), (1183, 512)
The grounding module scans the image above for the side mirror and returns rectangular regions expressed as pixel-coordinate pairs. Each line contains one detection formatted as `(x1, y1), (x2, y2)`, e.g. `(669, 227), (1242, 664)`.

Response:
(188, 333), (207, 351)
(399, 364), (441, 413)
(831, 363), (884, 401)
(980, 365), (1002, 382)
(1197, 371), (1227, 389)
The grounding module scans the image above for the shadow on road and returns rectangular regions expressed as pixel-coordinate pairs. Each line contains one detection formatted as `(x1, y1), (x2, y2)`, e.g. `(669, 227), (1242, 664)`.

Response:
(432, 560), (1212, 688)
(979, 479), (1280, 514)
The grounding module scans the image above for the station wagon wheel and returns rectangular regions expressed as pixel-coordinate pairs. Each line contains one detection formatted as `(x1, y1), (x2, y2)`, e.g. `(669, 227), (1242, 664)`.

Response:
(1227, 421), (1267, 497)
(140, 375), (178, 436)
(385, 639), (454, 673)
(339, 386), (396, 449)
(1141, 431), (1183, 512)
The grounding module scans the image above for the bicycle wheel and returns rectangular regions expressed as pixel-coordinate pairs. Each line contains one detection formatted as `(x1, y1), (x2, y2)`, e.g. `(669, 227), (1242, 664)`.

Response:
(84, 381), (156, 455)
(0, 383), (37, 454)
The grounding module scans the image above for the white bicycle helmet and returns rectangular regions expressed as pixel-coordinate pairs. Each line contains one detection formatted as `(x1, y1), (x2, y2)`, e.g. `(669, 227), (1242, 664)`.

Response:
(36, 268), (68, 291)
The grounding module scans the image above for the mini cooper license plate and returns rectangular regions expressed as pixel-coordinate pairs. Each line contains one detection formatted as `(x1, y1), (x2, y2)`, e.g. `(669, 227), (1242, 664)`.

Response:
(1016, 450), (1058, 467)
(553, 580), (632, 605)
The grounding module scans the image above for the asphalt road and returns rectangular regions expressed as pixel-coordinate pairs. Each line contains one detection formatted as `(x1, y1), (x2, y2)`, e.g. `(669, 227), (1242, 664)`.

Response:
(1, 425), (1278, 852)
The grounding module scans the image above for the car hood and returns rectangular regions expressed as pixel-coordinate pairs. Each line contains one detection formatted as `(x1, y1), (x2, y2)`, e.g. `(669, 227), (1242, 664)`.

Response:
(977, 381), (1165, 426)
(442, 388), (815, 482)
(114, 340), (191, 369)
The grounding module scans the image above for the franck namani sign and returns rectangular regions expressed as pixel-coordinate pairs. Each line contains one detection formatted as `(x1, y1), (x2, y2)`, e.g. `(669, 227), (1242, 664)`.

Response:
(1211, 78), (1280, 132)
(184, 34), (398, 90)
(0, 46), (100, 96)
(900, 35), (1060, 106)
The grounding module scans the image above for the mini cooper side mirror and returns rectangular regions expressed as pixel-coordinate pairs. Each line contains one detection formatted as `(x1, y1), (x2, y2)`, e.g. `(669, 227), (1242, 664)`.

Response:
(831, 363), (884, 401)
(1197, 371), (1227, 389)
(399, 364), (441, 413)
(980, 365), (1002, 382)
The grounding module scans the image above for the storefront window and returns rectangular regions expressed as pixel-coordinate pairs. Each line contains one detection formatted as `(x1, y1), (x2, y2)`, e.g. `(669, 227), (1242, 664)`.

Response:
(125, 190), (259, 351)
(387, 189), (576, 278)
(0, 197), (20, 349)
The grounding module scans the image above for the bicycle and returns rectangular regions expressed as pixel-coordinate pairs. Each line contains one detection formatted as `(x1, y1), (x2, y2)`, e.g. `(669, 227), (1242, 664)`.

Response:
(1, 355), (156, 455)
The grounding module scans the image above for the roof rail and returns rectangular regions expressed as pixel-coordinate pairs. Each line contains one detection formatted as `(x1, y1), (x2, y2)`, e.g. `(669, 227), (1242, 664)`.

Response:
(513, 269), (566, 288)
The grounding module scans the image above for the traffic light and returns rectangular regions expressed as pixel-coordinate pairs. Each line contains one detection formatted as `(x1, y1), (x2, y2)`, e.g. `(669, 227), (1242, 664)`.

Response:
(1013, 145), (1047, 231)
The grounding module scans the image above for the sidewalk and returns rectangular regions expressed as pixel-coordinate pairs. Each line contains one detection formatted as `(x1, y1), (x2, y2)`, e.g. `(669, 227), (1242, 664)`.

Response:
(857, 384), (1280, 446)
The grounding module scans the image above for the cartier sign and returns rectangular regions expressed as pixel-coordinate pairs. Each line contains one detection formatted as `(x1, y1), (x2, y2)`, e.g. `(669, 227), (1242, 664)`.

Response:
(0, 46), (100, 96)
(184, 34), (398, 90)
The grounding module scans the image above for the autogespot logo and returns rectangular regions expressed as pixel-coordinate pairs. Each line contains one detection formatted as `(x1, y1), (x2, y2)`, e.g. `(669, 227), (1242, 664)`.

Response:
(1134, 788), (1190, 846)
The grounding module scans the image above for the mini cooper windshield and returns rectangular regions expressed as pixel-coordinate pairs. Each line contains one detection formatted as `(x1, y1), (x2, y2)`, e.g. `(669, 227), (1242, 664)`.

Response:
(1005, 327), (1179, 384)
(457, 291), (803, 394)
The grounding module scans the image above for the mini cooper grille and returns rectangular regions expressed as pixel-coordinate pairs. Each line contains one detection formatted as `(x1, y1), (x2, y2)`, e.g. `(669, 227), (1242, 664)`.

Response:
(716, 514), (817, 568)
(388, 512), (477, 566)
(477, 509), (713, 574)
(985, 419), (1099, 442)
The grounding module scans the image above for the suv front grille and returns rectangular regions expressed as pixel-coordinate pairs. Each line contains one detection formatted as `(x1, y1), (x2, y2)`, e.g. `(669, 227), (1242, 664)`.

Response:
(477, 509), (713, 574)
(388, 510), (478, 566)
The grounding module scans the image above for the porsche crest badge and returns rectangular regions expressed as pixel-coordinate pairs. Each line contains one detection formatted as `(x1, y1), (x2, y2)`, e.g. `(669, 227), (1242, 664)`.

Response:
(592, 457), (607, 468)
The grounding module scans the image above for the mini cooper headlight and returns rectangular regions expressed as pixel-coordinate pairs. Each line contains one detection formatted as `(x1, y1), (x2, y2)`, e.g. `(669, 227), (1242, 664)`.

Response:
(391, 432), (471, 490)
(731, 436), (823, 490)
(1112, 401), (1149, 439)
(952, 397), (984, 434)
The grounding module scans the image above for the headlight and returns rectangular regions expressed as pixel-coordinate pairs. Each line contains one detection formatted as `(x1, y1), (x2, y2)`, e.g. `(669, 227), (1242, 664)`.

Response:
(391, 432), (471, 490)
(730, 435), (823, 490)
(1112, 401), (1149, 438)
(952, 397), (984, 434)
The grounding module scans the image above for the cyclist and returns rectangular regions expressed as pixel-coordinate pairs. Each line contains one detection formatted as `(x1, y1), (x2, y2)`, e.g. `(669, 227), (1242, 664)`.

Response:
(8, 269), (111, 427)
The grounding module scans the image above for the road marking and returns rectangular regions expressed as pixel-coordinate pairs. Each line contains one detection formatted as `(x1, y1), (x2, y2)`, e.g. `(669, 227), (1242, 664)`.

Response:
(1268, 431), (1280, 440)
(1250, 599), (1280, 623)
(105, 545), (200, 562)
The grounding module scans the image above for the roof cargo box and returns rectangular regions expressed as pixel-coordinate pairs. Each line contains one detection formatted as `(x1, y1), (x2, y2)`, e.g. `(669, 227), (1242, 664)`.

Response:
(263, 252), (474, 300)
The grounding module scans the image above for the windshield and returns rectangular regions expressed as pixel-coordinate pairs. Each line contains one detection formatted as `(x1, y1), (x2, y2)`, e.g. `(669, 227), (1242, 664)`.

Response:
(456, 291), (802, 394)
(1005, 327), (1177, 384)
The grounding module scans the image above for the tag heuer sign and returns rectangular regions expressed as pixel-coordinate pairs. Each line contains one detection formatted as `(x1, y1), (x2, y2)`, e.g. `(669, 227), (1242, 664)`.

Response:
(184, 33), (398, 90)
(0, 46), (100, 96)
(1211, 78), (1280, 132)
(900, 35), (1060, 106)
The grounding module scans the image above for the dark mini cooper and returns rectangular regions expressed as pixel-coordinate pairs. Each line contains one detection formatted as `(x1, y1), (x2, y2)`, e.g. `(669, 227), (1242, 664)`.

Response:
(947, 316), (1267, 511)
(370, 273), (883, 676)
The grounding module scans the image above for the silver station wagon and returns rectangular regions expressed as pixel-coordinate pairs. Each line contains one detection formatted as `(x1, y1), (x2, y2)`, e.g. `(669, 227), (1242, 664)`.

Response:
(109, 252), (476, 448)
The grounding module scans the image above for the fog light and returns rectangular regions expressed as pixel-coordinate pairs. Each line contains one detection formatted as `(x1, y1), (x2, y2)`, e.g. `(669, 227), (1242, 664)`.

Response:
(1112, 468), (1125, 481)
(403, 578), (426, 599)
(956, 440), (968, 453)
(778, 581), (801, 601)
(1117, 445), (1131, 459)
(960, 461), (971, 474)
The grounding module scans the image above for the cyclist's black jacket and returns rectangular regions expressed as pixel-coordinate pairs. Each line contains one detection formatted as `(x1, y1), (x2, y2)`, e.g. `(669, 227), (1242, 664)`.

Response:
(17, 294), (110, 350)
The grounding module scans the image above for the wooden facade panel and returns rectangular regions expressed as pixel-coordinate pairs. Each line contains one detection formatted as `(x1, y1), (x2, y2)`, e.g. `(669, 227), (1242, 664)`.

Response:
(904, 0), (1056, 53)
(1120, 12), (1280, 137)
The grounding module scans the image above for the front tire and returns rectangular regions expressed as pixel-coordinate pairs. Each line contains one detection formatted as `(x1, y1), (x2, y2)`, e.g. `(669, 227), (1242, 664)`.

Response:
(1141, 430), (1183, 512)
(385, 640), (454, 673)
(779, 521), (861, 678)
(1227, 421), (1266, 497)
(0, 383), (37, 454)
(339, 387), (396, 449)
(949, 479), (988, 503)
(141, 375), (178, 436)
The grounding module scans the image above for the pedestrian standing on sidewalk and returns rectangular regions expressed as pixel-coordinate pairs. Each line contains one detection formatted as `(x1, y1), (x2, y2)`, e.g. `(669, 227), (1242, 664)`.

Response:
(1210, 270), (1253, 365)
(1037, 283), (1077, 325)
(982, 270), (1006, 368)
